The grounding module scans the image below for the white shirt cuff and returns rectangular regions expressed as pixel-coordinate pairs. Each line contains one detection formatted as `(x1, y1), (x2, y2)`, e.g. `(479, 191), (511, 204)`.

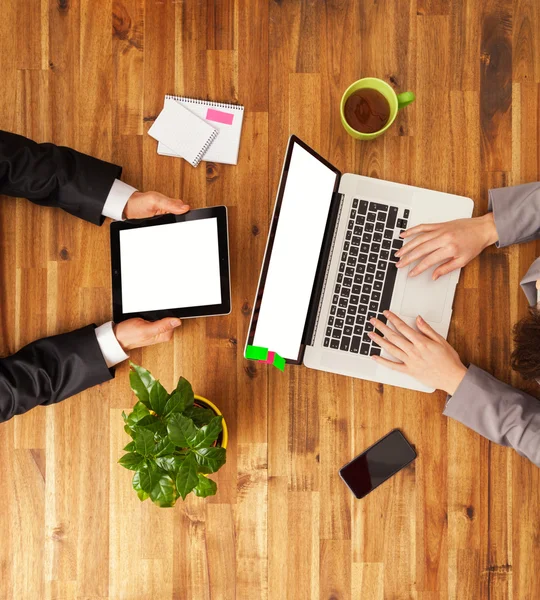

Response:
(102, 179), (138, 221)
(95, 321), (129, 368)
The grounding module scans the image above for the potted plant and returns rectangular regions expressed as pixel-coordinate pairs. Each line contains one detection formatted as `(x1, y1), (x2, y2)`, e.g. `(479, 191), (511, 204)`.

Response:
(118, 363), (228, 507)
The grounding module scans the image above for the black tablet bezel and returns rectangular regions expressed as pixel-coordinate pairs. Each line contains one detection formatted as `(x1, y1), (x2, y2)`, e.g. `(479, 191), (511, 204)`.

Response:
(110, 206), (230, 323)
(246, 135), (341, 364)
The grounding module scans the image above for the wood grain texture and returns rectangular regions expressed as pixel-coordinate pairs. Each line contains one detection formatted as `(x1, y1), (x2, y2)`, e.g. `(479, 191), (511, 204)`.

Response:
(0, 1), (539, 599)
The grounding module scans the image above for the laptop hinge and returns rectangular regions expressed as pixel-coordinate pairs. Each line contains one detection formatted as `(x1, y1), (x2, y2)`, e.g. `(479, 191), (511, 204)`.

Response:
(301, 190), (345, 351)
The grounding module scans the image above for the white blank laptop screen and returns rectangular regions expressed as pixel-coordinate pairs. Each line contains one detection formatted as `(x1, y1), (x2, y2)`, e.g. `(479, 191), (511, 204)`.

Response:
(120, 219), (222, 313)
(252, 143), (338, 360)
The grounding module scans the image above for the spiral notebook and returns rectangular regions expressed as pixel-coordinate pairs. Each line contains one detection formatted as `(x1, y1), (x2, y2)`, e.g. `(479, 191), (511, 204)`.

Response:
(157, 96), (244, 165)
(148, 99), (218, 167)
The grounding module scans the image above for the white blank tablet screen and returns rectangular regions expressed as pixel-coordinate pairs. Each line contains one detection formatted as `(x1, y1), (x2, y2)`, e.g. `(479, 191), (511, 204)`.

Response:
(252, 143), (338, 360)
(120, 219), (222, 313)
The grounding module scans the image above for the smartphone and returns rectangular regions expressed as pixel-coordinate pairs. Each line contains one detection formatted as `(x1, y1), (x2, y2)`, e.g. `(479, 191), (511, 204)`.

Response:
(339, 429), (416, 499)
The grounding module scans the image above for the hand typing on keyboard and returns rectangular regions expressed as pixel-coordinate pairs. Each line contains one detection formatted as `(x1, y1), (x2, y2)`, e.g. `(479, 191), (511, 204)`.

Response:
(368, 310), (467, 394)
(395, 213), (498, 280)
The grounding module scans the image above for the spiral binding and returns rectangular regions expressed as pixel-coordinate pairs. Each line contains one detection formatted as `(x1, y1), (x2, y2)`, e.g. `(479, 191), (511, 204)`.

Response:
(165, 94), (244, 112)
(192, 129), (219, 167)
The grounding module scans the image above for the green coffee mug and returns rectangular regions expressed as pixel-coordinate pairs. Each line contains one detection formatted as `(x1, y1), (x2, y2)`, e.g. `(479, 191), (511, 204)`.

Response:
(340, 77), (415, 140)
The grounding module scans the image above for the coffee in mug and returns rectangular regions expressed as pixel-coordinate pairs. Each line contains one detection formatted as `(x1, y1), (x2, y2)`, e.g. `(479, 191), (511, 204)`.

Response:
(343, 88), (391, 134)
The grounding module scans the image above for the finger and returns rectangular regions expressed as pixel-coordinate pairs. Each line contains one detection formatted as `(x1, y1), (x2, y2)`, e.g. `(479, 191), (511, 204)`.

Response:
(409, 248), (454, 277)
(382, 311), (424, 344)
(432, 258), (462, 280)
(147, 318), (182, 337)
(370, 354), (407, 373)
(157, 197), (190, 215)
(400, 223), (441, 238)
(395, 230), (440, 259)
(396, 237), (449, 268)
(370, 317), (414, 352)
(415, 315), (444, 343)
(367, 331), (408, 362)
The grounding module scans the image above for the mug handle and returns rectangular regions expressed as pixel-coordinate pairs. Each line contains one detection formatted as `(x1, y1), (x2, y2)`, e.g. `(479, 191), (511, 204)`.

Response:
(397, 91), (415, 110)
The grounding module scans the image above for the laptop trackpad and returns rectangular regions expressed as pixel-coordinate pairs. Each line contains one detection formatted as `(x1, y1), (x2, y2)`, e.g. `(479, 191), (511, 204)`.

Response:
(398, 266), (450, 323)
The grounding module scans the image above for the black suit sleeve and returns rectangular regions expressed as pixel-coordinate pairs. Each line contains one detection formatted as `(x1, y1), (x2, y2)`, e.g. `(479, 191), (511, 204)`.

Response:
(0, 129), (122, 225)
(0, 326), (115, 424)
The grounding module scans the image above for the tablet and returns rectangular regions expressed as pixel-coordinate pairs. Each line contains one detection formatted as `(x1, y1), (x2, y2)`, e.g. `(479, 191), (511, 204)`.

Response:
(110, 206), (230, 322)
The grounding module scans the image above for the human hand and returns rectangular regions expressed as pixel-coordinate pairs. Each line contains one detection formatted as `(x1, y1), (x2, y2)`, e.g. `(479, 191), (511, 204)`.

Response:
(395, 213), (498, 280)
(368, 311), (467, 394)
(114, 318), (182, 351)
(124, 191), (190, 220)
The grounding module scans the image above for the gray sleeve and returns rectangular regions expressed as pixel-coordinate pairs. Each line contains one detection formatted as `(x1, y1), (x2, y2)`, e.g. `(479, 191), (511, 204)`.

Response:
(443, 364), (540, 467)
(519, 257), (540, 306)
(488, 181), (540, 248)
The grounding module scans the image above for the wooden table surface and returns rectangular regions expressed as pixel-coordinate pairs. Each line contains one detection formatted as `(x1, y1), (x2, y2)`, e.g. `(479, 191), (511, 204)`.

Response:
(1, 1), (539, 599)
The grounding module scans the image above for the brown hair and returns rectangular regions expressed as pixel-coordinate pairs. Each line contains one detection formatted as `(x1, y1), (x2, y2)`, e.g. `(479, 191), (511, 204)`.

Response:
(511, 306), (540, 380)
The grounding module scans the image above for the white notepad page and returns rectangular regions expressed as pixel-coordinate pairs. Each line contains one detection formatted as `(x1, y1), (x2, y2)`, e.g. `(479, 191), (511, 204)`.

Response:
(148, 100), (218, 167)
(157, 96), (244, 165)
(119, 219), (222, 313)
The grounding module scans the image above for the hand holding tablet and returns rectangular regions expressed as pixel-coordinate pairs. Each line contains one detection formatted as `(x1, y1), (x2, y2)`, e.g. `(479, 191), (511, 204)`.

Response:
(110, 206), (231, 323)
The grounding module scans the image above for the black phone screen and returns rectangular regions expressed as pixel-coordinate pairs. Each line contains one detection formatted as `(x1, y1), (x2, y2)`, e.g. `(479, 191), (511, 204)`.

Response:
(339, 430), (416, 499)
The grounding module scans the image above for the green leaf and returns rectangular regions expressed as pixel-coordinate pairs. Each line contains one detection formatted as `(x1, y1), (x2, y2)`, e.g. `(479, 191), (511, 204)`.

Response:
(122, 411), (128, 423)
(118, 452), (145, 471)
(193, 416), (222, 449)
(126, 401), (151, 426)
(124, 424), (134, 438)
(176, 377), (195, 408)
(183, 405), (215, 427)
(129, 363), (156, 408)
(132, 427), (156, 457)
(176, 452), (199, 499)
(135, 415), (168, 437)
(154, 436), (177, 457)
(149, 472), (176, 508)
(194, 447), (226, 474)
(123, 441), (136, 452)
(167, 413), (199, 449)
(149, 380), (169, 416)
(193, 473), (217, 498)
(135, 462), (161, 494)
(132, 469), (150, 501)
(155, 455), (187, 474)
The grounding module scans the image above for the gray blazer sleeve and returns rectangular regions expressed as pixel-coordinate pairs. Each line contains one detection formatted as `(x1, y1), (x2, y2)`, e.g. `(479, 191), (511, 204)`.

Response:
(443, 365), (540, 467)
(519, 257), (540, 306)
(489, 181), (540, 248)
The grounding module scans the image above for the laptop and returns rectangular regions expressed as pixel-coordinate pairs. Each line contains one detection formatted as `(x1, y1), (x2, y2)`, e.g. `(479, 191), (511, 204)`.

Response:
(246, 136), (473, 392)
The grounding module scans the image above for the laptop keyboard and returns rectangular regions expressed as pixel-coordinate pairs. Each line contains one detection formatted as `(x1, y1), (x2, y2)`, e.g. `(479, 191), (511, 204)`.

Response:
(323, 199), (410, 356)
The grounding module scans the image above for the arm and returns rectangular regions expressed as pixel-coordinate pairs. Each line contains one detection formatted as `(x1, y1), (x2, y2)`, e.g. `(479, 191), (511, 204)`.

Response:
(0, 325), (114, 423)
(368, 311), (540, 468)
(444, 365), (540, 467)
(394, 181), (540, 279)
(0, 129), (122, 225)
(490, 182), (540, 247)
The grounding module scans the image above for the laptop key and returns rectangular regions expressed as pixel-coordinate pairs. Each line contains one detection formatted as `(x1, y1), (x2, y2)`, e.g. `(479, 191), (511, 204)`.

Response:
(377, 212), (386, 222)
(324, 337), (330, 347)
(397, 219), (407, 229)
(354, 226), (362, 236)
(343, 276), (352, 287)
(375, 270), (385, 281)
(365, 273), (374, 284)
(350, 294), (360, 305)
(372, 243), (381, 253)
(367, 212), (376, 223)
(330, 339), (340, 349)
(382, 239), (391, 249)
(392, 239), (403, 249)
(390, 250), (399, 262)
(356, 263), (365, 274)
(348, 219), (354, 230)
(335, 318), (344, 328)
(340, 336), (351, 351)
(373, 232), (383, 242)
(344, 325), (353, 336)
(352, 284), (361, 295)
(359, 200), (368, 214)
(377, 260), (386, 270)
(360, 294), (370, 304)
(368, 252), (378, 263)
(358, 305), (367, 315)
(351, 336), (361, 353)
(362, 232), (372, 244)
(330, 305), (337, 315)
(354, 324), (363, 335)
(347, 256), (356, 266)
(367, 312), (376, 321)
(387, 206), (398, 229)
(361, 244), (370, 253)
(378, 313), (387, 324)
(357, 216), (365, 226)
(360, 344), (370, 355)
(346, 315), (355, 325)
(335, 284), (341, 294)
(332, 329), (341, 338)
(380, 250), (389, 260)
(342, 287), (350, 297)
(352, 235), (361, 246)
(379, 264), (398, 313)
(344, 242), (350, 252)
(339, 263), (345, 273)
(370, 346), (381, 356)
(367, 264), (376, 273)
(372, 291), (381, 301)
(326, 327), (332, 336)
(350, 209), (357, 220)
(342, 252), (347, 262)
(362, 284), (371, 294)
(339, 297), (348, 307)
(353, 198), (359, 209)
(359, 253), (368, 263)
(337, 308), (346, 318)
(347, 305), (357, 315)
(365, 322), (374, 332)
(350, 246), (359, 257)
(384, 229), (393, 239)
(328, 316), (334, 326)
(365, 222), (374, 232)
(363, 333), (371, 342)
(356, 315), (365, 325)
(346, 266), (354, 276)
(337, 273), (343, 284)
(375, 222), (384, 232)
(354, 274), (363, 284)
(346, 230), (352, 241)
(369, 301), (378, 311)
(403, 208), (409, 218)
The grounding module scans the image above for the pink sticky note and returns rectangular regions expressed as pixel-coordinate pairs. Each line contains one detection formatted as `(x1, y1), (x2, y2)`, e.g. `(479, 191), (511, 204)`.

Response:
(206, 108), (234, 125)
(260, 351), (275, 365)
